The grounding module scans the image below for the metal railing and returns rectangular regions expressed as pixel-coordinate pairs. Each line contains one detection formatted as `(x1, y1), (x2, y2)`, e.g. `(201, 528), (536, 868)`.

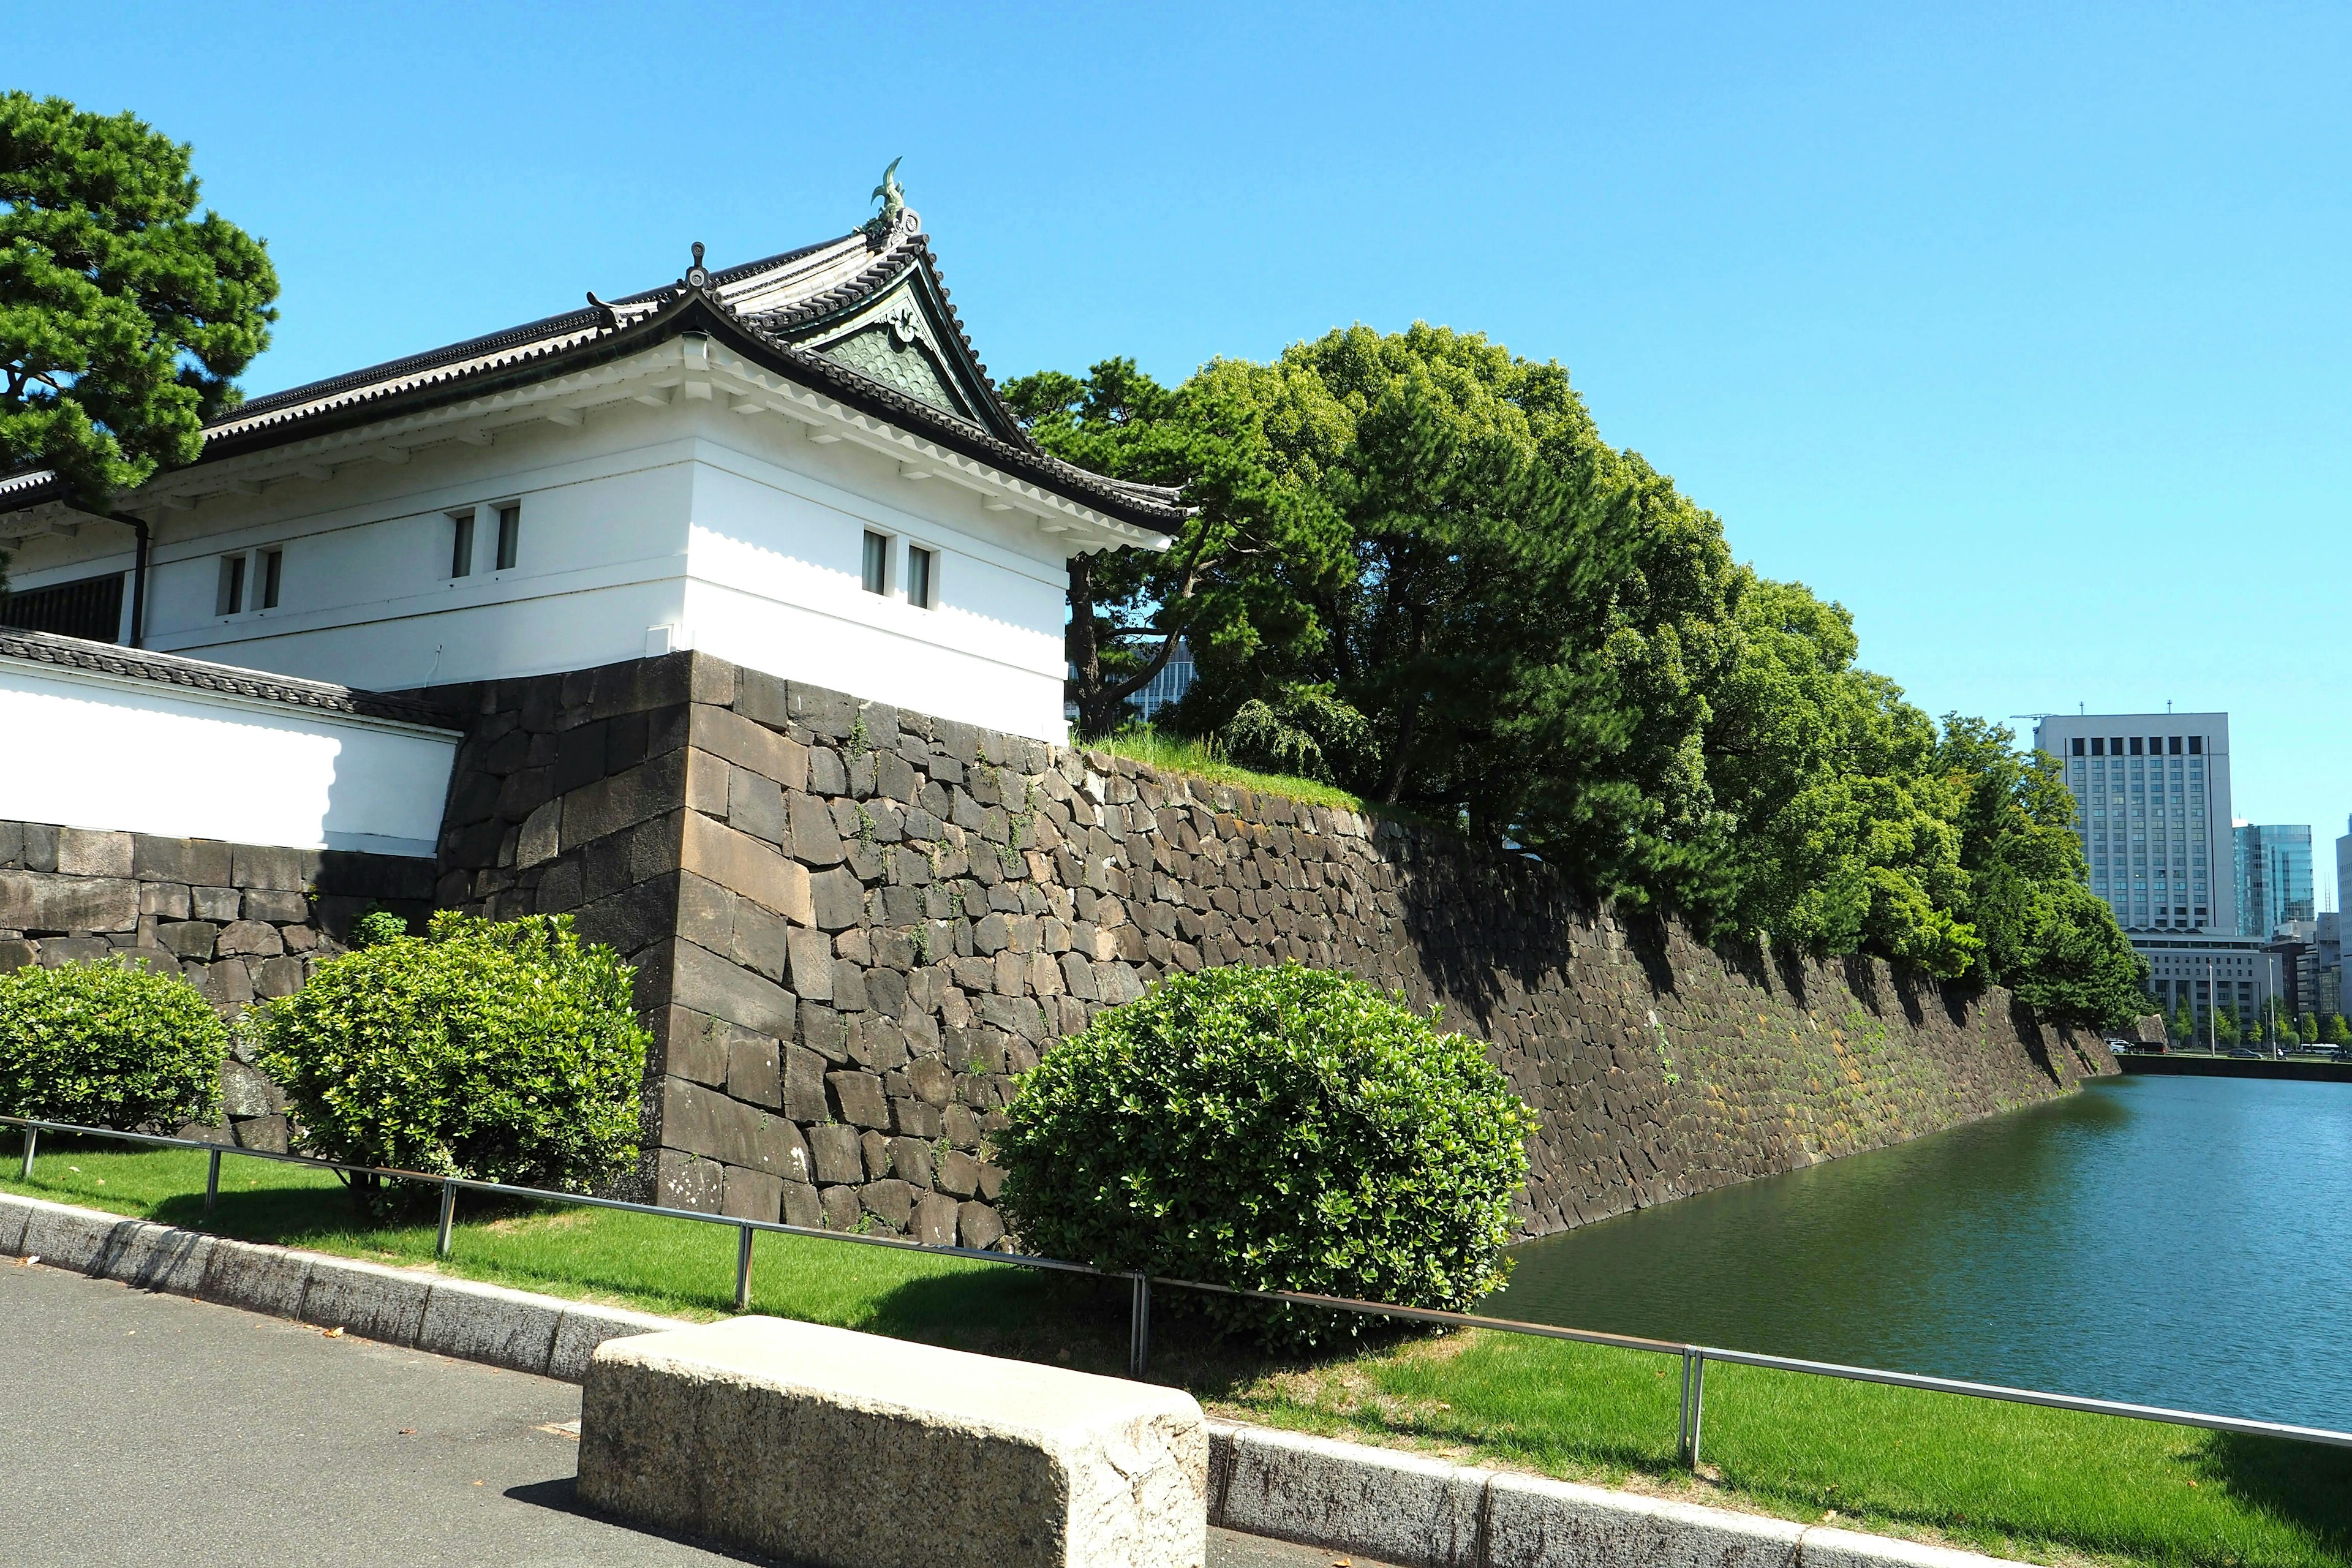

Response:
(8, 1111), (2350, 1468)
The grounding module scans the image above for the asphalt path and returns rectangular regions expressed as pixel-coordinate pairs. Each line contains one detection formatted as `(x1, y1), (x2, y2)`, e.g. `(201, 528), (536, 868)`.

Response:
(0, 1260), (1389, 1568)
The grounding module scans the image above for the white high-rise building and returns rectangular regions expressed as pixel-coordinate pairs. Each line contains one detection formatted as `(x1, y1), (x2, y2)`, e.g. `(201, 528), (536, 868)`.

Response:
(2032, 713), (2234, 935)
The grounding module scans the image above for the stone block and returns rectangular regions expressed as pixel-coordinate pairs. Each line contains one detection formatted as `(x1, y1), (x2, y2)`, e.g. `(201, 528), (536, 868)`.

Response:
(243, 888), (312, 924)
(0, 1193), (31, 1254)
(198, 1237), (314, 1319)
(1798, 1527), (2011, 1568)
(232, 1114), (290, 1153)
(664, 938), (797, 1036)
(231, 844), (312, 892)
(725, 1031), (782, 1108)
(657, 1147), (725, 1212)
(215, 919), (284, 957)
(860, 1178), (916, 1231)
(518, 798), (562, 867)
(956, 1202), (1005, 1251)
(1480, 1468), (1809, 1568)
(914, 1191), (958, 1248)
(38, 936), (111, 967)
(195, 959), (253, 1006)
(221, 1058), (279, 1119)
(721, 1164), (785, 1223)
(138, 881), (190, 919)
(808, 1123), (863, 1186)
(818, 1183), (862, 1231)
(691, 703), (809, 790)
(0, 871), (137, 933)
(252, 955), (307, 998)
(810, 867), (865, 931)
(190, 885), (241, 921)
(782, 1180), (821, 1230)
(828, 1069), (890, 1129)
(0, 940), (31, 974)
(682, 811), (812, 924)
(786, 927), (834, 1000)
(299, 1254), (432, 1345)
(730, 900), (790, 982)
(98, 1223), (216, 1296)
(578, 1317), (1208, 1568)
(56, 827), (133, 878)
(415, 1276), (564, 1374)
(789, 790), (846, 865)
(1208, 1420), (1486, 1568)
(548, 1302), (682, 1383)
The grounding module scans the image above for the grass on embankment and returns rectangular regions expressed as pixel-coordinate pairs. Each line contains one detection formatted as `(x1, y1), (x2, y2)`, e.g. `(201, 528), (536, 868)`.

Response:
(1089, 728), (1378, 815)
(9, 1136), (2349, 1568)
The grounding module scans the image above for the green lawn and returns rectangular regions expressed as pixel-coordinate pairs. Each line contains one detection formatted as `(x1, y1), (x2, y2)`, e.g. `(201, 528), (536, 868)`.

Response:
(7, 1135), (2348, 1568)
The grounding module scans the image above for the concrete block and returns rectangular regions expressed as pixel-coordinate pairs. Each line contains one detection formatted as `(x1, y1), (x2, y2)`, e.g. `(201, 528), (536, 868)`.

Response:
(548, 1302), (682, 1383)
(1482, 1468), (1807, 1568)
(1798, 1529), (2013, 1568)
(0, 1192), (34, 1253)
(1208, 1422), (1485, 1568)
(578, 1316), (1207, 1568)
(298, 1254), (432, 1346)
(18, 1199), (127, 1272)
(96, 1221), (215, 1295)
(198, 1237), (315, 1318)
(415, 1276), (564, 1374)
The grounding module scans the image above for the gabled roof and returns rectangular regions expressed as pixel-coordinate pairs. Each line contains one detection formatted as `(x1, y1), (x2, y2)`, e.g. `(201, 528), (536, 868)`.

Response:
(0, 208), (1184, 538)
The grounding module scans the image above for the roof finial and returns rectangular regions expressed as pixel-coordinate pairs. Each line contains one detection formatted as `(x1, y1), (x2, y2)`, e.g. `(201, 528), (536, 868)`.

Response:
(685, 241), (709, 290)
(863, 157), (905, 248)
(586, 291), (622, 331)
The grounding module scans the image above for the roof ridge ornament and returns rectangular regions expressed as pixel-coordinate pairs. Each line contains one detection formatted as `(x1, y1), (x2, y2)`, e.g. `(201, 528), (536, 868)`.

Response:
(863, 157), (906, 249)
(685, 241), (709, 290)
(586, 292), (623, 332)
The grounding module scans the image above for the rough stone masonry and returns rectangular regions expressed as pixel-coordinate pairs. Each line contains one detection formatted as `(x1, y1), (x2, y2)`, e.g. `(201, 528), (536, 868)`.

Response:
(425, 652), (2115, 1249)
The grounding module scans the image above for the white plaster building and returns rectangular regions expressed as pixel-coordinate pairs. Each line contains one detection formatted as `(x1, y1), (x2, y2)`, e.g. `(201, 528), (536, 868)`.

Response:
(0, 202), (1180, 751)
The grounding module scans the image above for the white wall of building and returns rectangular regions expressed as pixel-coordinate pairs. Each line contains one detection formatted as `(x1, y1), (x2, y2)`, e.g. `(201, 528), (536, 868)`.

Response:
(5, 383), (1090, 740)
(0, 661), (458, 856)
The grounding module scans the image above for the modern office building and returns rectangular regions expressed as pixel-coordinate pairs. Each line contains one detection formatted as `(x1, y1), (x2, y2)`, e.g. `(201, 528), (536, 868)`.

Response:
(2234, 823), (2315, 940)
(2138, 932), (2280, 1037)
(2318, 910), (2343, 1023)
(2032, 712), (2233, 933)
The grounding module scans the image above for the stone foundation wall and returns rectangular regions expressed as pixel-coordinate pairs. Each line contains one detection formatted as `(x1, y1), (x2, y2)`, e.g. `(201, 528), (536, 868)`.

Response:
(428, 654), (2115, 1250)
(0, 820), (434, 1150)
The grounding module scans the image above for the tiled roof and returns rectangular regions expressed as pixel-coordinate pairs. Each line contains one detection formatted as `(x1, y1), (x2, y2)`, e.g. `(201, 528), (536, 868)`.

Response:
(0, 627), (466, 729)
(0, 215), (1185, 533)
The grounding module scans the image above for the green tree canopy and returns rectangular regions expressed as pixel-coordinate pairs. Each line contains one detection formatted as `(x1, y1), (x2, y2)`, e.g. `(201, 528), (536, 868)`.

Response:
(1, 92), (277, 511)
(1014, 322), (2151, 1029)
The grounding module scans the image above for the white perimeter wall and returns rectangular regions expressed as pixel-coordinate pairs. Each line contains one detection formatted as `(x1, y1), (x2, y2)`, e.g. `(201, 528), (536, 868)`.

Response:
(0, 662), (458, 857)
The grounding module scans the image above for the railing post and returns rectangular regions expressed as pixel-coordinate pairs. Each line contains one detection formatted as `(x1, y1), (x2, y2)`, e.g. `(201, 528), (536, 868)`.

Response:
(736, 1224), (755, 1313)
(436, 1179), (457, 1259)
(1678, 1349), (1708, 1469)
(203, 1146), (222, 1218)
(18, 1125), (34, 1182)
(1128, 1273), (1152, 1378)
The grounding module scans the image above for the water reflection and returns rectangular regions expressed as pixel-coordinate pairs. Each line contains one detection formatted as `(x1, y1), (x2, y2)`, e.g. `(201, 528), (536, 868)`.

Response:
(1493, 1076), (2352, 1429)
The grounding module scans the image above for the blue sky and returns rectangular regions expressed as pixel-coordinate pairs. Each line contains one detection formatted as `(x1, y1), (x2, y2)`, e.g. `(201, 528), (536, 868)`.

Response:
(18, 2), (2352, 903)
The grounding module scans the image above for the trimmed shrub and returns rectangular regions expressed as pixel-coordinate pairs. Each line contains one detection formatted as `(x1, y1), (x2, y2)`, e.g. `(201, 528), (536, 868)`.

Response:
(0, 957), (225, 1130)
(995, 961), (1537, 1349)
(246, 911), (648, 1193)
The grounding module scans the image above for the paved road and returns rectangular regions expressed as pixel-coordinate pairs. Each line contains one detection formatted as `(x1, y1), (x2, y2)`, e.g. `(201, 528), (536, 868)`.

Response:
(0, 1261), (1384, 1568)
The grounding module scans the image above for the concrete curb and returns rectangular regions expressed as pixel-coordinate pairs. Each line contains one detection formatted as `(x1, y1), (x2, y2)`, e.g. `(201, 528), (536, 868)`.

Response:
(1207, 1421), (2024, 1568)
(0, 1192), (677, 1383)
(0, 1195), (2019, 1568)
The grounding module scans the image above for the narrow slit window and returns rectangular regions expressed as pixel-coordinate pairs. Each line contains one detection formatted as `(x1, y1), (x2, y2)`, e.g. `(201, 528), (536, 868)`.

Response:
(862, 530), (888, 595)
(259, 549), (283, 610)
(495, 503), (521, 571)
(451, 511), (476, 579)
(216, 554), (246, 616)
(906, 545), (934, 609)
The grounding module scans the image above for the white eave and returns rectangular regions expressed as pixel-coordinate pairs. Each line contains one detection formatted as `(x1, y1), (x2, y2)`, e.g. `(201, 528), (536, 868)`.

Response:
(55, 339), (1169, 556)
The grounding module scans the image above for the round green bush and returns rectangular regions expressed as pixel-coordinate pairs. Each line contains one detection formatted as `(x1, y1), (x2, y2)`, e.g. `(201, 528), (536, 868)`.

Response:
(0, 957), (225, 1130)
(995, 961), (1537, 1348)
(246, 911), (649, 1192)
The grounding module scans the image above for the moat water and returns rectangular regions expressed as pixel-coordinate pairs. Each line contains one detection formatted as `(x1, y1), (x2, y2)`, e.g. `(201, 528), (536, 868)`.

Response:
(1492, 1074), (2352, 1431)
